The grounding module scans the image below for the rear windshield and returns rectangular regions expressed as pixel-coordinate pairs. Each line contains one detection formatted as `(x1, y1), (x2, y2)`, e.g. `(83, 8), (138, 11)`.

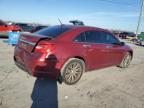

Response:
(35, 25), (71, 38)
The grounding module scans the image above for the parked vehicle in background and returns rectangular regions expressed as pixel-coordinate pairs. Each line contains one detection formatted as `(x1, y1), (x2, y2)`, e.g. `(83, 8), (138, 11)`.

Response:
(136, 32), (144, 46)
(0, 20), (21, 37)
(30, 25), (48, 33)
(119, 32), (136, 40)
(15, 23), (34, 32)
(0, 20), (21, 32)
(69, 20), (84, 26)
(112, 32), (120, 38)
(14, 25), (133, 85)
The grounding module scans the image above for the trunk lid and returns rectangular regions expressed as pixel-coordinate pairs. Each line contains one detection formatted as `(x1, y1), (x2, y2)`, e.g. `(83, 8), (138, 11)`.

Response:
(18, 33), (51, 52)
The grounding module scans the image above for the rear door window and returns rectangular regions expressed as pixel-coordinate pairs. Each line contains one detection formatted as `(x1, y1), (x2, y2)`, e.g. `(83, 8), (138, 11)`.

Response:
(85, 31), (104, 44)
(74, 30), (119, 44)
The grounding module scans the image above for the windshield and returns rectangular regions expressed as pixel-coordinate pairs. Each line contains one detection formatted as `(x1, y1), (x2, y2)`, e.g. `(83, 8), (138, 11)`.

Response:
(35, 25), (71, 38)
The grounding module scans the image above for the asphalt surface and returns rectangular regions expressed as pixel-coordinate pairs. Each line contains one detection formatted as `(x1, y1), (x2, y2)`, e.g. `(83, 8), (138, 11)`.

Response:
(0, 39), (144, 108)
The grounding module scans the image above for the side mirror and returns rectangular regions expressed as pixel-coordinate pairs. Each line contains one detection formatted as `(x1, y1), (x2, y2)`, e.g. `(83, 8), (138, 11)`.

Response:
(119, 42), (125, 46)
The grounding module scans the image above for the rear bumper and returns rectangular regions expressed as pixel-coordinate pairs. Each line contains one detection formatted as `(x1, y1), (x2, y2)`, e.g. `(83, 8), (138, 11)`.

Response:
(14, 59), (31, 75)
(14, 54), (61, 79)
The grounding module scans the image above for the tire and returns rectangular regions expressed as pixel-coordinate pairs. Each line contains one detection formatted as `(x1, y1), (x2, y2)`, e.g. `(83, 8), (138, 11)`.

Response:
(119, 52), (132, 68)
(60, 58), (85, 85)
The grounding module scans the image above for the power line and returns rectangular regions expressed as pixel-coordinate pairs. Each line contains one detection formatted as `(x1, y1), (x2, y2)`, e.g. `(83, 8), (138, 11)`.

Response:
(136, 0), (144, 37)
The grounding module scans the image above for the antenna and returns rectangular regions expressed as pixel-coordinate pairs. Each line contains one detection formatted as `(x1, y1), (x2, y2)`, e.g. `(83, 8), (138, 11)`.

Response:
(58, 18), (62, 25)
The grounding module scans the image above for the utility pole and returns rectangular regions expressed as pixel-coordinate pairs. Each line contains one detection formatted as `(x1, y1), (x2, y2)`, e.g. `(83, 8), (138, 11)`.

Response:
(136, 0), (144, 37)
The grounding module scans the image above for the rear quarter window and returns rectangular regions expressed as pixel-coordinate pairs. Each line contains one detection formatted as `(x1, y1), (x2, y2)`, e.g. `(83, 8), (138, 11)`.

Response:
(35, 26), (71, 38)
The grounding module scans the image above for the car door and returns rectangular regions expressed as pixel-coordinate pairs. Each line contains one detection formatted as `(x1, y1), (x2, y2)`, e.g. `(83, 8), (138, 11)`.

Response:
(102, 32), (125, 66)
(74, 30), (107, 70)
(84, 30), (114, 70)
(74, 30), (123, 71)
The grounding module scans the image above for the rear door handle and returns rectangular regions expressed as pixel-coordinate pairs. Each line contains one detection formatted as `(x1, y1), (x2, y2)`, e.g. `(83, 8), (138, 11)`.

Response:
(106, 45), (113, 48)
(83, 44), (91, 48)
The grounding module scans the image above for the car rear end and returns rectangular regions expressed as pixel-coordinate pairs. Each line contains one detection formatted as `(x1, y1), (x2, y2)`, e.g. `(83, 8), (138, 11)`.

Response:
(14, 33), (57, 77)
(14, 25), (72, 78)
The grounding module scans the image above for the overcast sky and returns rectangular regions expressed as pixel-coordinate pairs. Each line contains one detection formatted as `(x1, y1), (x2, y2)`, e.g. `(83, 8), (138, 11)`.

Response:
(0, 0), (143, 32)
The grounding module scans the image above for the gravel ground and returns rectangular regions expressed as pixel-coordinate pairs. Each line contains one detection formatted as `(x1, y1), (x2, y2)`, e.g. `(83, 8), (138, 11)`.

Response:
(0, 39), (144, 108)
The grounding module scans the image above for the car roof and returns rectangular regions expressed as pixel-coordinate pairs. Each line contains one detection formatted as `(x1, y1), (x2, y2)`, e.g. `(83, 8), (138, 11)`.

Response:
(54, 24), (107, 31)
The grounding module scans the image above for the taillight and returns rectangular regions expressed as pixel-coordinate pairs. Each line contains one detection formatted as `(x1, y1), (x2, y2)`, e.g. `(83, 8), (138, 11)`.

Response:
(34, 40), (55, 53)
(34, 43), (56, 53)
(33, 40), (56, 61)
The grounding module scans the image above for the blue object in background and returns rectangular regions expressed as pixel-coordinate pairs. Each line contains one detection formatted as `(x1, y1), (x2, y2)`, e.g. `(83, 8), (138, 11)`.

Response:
(8, 31), (20, 45)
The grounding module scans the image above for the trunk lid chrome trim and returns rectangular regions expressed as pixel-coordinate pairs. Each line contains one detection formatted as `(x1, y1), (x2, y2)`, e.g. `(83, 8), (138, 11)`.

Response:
(19, 39), (36, 46)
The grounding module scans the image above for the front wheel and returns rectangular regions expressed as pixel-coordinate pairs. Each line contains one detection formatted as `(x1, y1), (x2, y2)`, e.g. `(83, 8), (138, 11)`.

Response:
(60, 58), (85, 85)
(119, 52), (132, 68)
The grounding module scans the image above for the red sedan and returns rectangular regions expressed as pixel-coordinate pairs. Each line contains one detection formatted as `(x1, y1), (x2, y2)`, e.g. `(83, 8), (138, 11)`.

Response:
(0, 20), (21, 32)
(14, 25), (133, 85)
